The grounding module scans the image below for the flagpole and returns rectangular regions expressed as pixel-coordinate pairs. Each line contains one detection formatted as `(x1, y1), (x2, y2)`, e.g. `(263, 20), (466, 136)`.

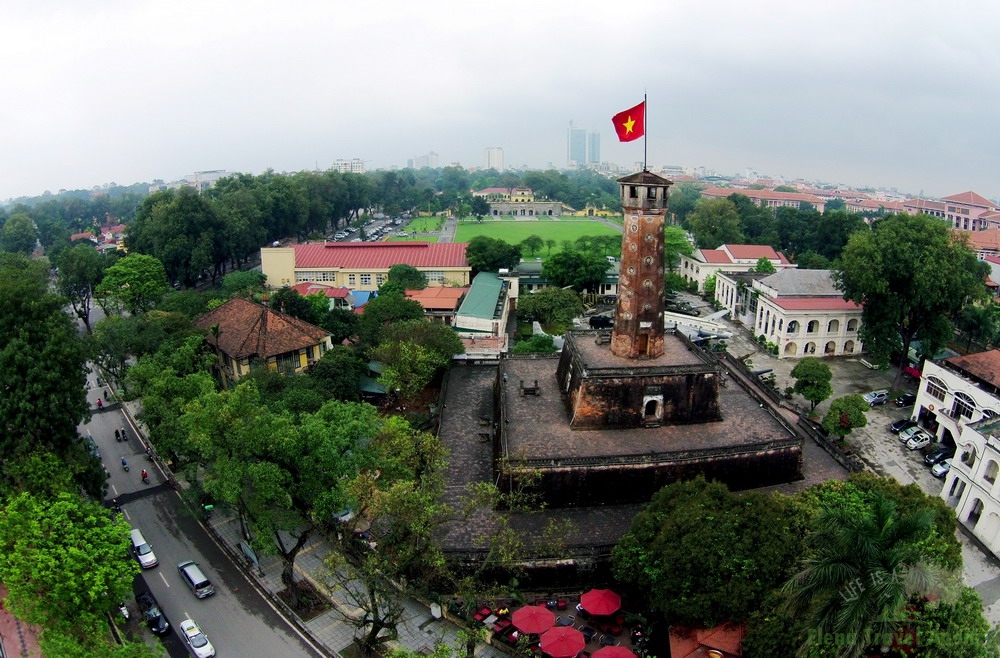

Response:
(643, 92), (647, 171)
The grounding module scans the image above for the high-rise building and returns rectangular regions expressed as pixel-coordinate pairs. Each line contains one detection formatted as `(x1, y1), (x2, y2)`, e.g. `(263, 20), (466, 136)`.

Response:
(588, 132), (601, 164)
(408, 151), (440, 169)
(484, 147), (504, 171)
(567, 122), (587, 167)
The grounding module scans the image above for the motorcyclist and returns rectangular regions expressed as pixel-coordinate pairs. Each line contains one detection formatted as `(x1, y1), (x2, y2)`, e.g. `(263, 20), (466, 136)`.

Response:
(140, 469), (148, 482)
(96, 398), (103, 410)
(121, 457), (128, 471)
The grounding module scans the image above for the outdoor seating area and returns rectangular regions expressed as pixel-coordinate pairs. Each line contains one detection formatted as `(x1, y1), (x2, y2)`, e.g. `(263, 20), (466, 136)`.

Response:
(466, 588), (648, 657)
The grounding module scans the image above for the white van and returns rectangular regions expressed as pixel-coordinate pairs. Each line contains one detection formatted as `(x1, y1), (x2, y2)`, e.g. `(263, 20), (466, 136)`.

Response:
(130, 528), (158, 568)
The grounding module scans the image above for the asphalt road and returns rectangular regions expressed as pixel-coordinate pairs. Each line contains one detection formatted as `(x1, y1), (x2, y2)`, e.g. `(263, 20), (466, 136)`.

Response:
(83, 384), (322, 658)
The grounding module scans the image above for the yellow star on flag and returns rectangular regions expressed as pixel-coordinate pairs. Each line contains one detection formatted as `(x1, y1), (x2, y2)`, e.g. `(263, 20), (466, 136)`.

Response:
(622, 115), (636, 135)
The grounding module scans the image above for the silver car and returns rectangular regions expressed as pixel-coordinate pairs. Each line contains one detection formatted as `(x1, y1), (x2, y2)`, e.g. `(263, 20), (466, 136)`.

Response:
(931, 458), (953, 478)
(907, 433), (932, 451)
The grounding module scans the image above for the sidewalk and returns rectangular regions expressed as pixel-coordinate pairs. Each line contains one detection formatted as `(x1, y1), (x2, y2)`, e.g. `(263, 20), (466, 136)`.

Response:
(120, 399), (504, 658)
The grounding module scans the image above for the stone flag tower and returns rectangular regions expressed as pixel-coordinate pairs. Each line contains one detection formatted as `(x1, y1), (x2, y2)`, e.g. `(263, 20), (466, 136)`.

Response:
(610, 170), (672, 359)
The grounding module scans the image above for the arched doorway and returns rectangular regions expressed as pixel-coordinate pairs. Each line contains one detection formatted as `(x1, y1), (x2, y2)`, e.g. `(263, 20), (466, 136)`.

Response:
(844, 340), (855, 353)
(805, 342), (816, 355)
(784, 342), (798, 356)
(824, 341), (836, 355)
(969, 498), (985, 528)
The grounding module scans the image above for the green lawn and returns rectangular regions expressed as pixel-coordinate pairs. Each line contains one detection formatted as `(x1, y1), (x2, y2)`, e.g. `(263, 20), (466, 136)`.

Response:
(390, 235), (438, 243)
(454, 219), (621, 253)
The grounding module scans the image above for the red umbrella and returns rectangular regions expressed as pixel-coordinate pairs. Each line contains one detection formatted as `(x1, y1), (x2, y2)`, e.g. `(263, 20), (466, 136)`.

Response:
(540, 626), (585, 658)
(580, 588), (621, 616)
(593, 647), (637, 658)
(512, 604), (556, 635)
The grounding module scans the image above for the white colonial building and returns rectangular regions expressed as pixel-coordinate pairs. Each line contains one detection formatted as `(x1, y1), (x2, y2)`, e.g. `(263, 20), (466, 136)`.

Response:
(715, 269), (864, 359)
(679, 244), (795, 293)
(922, 351), (1000, 555)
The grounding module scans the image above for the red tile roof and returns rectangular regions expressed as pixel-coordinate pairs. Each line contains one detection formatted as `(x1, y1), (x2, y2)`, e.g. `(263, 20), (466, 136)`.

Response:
(723, 244), (780, 260)
(770, 297), (861, 311)
(701, 186), (823, 204)
(942, 191), (996, 208)
(699, 249), (732, 264)
(290, 283), (351, 298)
(903, 198), (946, 212)
(944, 350), (1000, 389)
(70, 232), (95, 242)
(293, 242), (468, 269)
(405, 286), (468, 310)
(670, 624), (745, 658)
(963, 229), (1000, 252)
(194, 298), (330, 360)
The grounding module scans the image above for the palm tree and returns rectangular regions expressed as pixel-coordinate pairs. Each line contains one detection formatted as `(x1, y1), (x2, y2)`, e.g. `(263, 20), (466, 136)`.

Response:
(782, 492), (936, 658)
(957, 303), (997, 352)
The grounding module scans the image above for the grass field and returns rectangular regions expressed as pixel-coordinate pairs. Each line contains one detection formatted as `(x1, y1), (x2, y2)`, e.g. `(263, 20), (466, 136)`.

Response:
(390, 235), (438, 243)
(453, 219), (621, 250)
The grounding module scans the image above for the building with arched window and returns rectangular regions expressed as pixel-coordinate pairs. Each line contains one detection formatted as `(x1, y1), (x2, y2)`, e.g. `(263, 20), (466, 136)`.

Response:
(928, 350), (1000, 557)
(714, 268), (864, 359)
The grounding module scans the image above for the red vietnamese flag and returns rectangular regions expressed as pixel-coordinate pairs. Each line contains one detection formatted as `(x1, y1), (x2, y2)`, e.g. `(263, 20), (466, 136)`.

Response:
(612, 101), (645, 142)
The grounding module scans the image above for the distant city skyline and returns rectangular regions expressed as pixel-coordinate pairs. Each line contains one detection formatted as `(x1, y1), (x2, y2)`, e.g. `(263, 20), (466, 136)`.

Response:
(3, 2), (1000, 201)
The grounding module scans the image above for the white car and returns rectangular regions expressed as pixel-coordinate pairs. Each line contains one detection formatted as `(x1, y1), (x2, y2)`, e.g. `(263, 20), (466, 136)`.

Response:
(180, 619), (216, 658)
(931, 458), (953, 478)
(907, 433), (932, 451)
(898, 426), (926, 443)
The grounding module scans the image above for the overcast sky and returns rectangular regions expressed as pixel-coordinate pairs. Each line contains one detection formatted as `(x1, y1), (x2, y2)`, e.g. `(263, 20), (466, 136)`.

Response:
(3, 0), (999, 201)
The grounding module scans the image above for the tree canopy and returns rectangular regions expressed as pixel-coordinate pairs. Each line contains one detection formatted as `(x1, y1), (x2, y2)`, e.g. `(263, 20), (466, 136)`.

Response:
(465, 236), (521, 275)
(541, 249), (610, 292)
(822, 394), (870, 438)
(791, 357), (833, 410)
(687, 197), (744, 248)
(516, 287), (583, 325)
(96, 253), (170, 315)
(836, 213), (989, 375)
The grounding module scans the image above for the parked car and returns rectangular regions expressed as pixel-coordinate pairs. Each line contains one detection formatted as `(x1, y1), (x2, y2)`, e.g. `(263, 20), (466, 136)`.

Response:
(924, 445), (956, 466)
(907, 433), (932, 451)
(895, 393), (917, 407)
(179, 619), (216, 658)
(177, 560), (215, 598)
(931, 458), (953, 478)
(589, 315), (614, 329)
(898, 426), (926, 443)
(136, 591), (170, 635)
(863, 389), (890, 406)
(890, 418), (917, 434)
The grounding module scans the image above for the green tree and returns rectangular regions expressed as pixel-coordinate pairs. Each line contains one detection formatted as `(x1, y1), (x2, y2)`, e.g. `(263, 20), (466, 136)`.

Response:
(782, 491), (937, 658)
(1, 213), (38, 254)
(791, 357), (833, 410)
(795, 250), (831, 270)
(516, 287), (583, 325)
(268, 286), (318, 324)
(687, 197), (744, 248)
(0, 254), (97, 496)
(826, 198), (846, 212)
(57, 243), (110, 333)
(774, 185), (798, 193)
(520, 234), (544, 257)
(311, 345), (366, 401)
(96, 253), (169, 315)
(125, 187), (226, 286)
(612, 477), (807, 627)
(663, 225), (693, 272)
(822, 394), (869, 438)
(544, 238), (556, 254)
(728, 193), (778, 245)
(957, 303), (997, 352)
(752, 256), (776, 273)
(465, 236), (521, 275)
(836, 213), (989, 383)
(512, 333), (558, 354)
(0, 492), (138, 634)
(385, 263), (428, 291)
(356, 292), (425, 347)
(319, 307), (360, 344)
(373, 320), (462, 402)
(181, 384), (376, 610)
(222, 270), (267, 299)
(470, 196), (490, 220)
(541, 249), (610, 292)
(703, 273), (717, 297)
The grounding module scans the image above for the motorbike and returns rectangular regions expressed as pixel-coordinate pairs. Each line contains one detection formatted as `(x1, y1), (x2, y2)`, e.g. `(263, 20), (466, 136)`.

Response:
(121, 458), (129, 472)
(114, 429), (121, 442)
(120, 427), (127, 441)
(141, 470), (149, 485)
(118, 602), (130, 621)
(112, 498), (122, 514)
